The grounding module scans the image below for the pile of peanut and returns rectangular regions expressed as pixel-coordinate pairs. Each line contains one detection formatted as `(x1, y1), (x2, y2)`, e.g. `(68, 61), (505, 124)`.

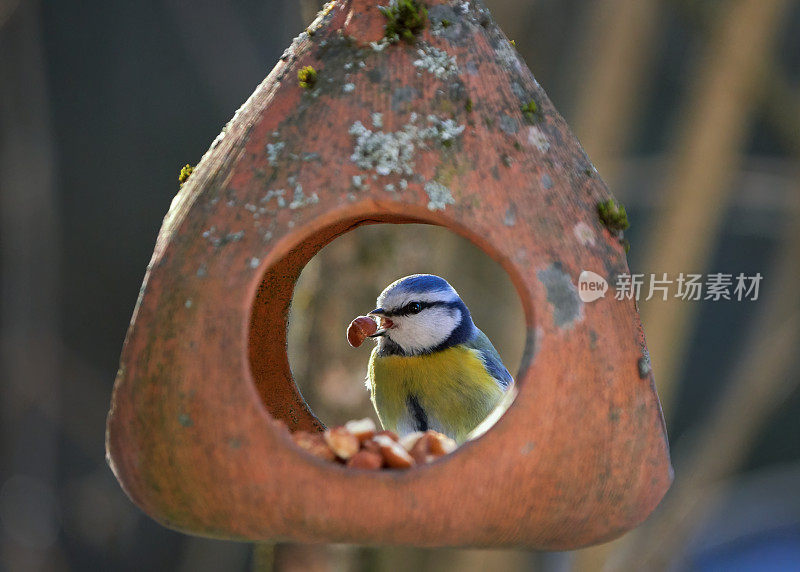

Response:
(291, 418), (458, 469)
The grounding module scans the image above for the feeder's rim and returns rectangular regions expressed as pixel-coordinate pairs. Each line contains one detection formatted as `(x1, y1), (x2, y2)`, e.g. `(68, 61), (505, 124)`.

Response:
(242, 198), (537, 475)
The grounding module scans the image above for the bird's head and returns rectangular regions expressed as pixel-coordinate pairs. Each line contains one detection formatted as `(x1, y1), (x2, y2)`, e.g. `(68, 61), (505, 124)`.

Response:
(368, 274), (476, 356)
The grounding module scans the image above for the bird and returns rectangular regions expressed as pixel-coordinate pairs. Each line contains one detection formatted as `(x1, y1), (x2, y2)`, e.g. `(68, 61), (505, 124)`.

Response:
(364, 274), (514, 444)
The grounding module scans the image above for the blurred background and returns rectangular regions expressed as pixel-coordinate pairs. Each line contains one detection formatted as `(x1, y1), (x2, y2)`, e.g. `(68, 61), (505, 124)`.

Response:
(1, 0), (799, 570)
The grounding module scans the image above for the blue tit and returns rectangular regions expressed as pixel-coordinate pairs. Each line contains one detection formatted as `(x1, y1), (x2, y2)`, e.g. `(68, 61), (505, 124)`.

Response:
(365, 274), (514, 444)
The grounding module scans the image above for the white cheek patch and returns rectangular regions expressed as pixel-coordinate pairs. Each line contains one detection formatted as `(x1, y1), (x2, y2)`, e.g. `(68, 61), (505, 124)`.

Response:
(388, 307), (461, 354)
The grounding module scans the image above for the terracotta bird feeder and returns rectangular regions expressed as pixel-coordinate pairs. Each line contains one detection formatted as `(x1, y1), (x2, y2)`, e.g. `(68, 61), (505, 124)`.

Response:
(106, 0), (671, 549)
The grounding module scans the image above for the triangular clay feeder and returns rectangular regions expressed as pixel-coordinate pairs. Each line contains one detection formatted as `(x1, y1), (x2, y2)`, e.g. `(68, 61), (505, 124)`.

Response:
(107, 0), (671, 549)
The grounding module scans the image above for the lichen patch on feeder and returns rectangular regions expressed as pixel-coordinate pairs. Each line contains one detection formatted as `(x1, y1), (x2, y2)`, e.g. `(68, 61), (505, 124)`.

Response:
(493, 36), (522, 72)
(499, 114), (518, 135)
(573, 222), (596, 247)
(537, 264), (584, 329)
(348, 114), (465, 177)
(349, 121), (416, 176)
(370, 39), (390, 52)
(413, 45), (458, 79)
(638, 355), (652, 378)
(504, 205), (517, 226)
(261, 189), (286, 208)
(210, 129), (226, 149)
(202, 227), (245, 248)
(352, 175), (368, 190)
(428, 115), (465, 146)
(287, 179), (319, 209)
(266, 142), (285, 166)
(424, 181), (455, 211)
(527, 126), (550, 153)
(430, 18), (453, 37)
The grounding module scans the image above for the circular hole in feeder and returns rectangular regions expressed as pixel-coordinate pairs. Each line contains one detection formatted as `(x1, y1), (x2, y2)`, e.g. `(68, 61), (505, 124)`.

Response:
(248, 214), (529, 466)
(287, 223), (525, 429)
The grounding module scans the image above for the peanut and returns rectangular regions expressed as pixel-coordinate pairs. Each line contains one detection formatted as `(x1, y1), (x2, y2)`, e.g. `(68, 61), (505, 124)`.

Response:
(375, 430), (399, 442)
(292, 431), (336, 462)
(373, 435), (415, 469)
(344, 418), (377, 442)
(323, 427), (360, 460)
(347, 450), (383, 470)
(347, 316), (378, 347)
(428, 431), (457, 457)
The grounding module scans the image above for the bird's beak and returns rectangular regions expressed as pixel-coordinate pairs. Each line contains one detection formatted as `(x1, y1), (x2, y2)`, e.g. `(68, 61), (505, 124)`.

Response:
(368, 308), (393, 337)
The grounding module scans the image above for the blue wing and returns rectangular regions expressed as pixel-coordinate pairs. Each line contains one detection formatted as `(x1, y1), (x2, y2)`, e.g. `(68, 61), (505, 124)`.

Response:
(466, 329), (514, 389)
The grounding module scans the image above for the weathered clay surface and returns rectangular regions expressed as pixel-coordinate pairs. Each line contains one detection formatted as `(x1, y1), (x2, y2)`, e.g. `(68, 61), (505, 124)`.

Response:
(106, 0), (671, 548)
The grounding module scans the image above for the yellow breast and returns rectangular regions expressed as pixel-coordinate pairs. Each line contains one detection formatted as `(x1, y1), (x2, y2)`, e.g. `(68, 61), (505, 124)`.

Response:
(367, 345), (504, 443)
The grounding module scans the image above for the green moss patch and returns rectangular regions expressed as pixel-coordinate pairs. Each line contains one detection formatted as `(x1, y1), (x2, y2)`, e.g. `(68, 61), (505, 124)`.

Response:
(380, 0), (428, 44)
(298, 66), (318, 89)
(178, 164), (194, 185)
(521, 100), (538, 124)
(597, 199), (629, 232)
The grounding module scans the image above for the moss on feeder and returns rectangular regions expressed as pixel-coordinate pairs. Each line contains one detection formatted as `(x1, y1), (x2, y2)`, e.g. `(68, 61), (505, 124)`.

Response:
(380, 0), (428, 44)
(178, 164), (194, 185)
(597, 199), (629, 232)
(465, 98), (473, 112)
(521, 100), (538, 124)
(298, 66), (318, 89)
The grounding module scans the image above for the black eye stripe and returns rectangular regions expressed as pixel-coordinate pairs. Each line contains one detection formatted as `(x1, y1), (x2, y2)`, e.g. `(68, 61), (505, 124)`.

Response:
(387, 300), (444, 316)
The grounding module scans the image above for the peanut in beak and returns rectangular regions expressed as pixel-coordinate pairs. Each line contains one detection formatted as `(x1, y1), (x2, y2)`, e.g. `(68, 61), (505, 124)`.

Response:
(369, 316), (394, 337)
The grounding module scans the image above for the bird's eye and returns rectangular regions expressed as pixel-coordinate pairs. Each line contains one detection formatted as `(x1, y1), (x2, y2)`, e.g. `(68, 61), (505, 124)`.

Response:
(407, 302), (422, 314)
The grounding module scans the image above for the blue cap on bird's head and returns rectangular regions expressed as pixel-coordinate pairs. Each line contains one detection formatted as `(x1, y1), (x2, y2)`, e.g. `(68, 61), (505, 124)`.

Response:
(368, 274), (475, 356)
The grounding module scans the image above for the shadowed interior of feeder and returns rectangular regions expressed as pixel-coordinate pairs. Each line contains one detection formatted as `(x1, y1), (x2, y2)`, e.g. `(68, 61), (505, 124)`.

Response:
(248, 215), (526, 445)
